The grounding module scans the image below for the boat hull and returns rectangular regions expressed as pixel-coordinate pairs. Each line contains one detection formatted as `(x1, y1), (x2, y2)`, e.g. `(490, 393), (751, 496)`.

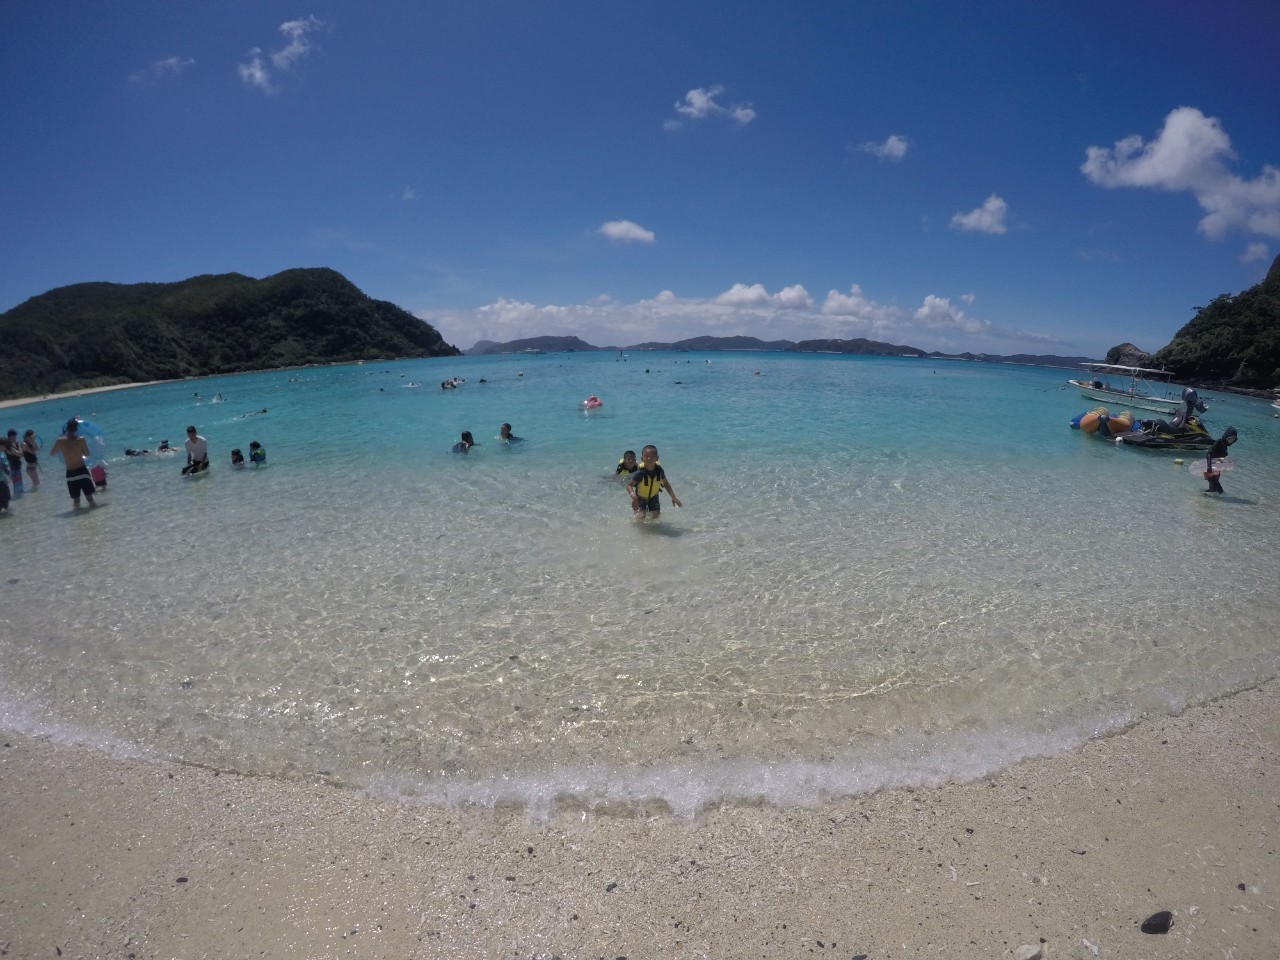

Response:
(1069, 380), (1181, 415)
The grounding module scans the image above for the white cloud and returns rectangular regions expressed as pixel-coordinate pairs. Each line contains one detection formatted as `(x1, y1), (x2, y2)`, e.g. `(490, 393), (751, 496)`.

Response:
(667, 85), (756, 129)
(914, 294), (990, 335)
(598, 220), (655, 244)
(418, 278), (1067, 354)
(239, 16), (325, 94)
(130, 56), (195, 83)
(402, 187), (419, 202)
(856, 134), (909, 162)
(715, 283), (813, 310)
(272, 16), (324, 70)
(238, 54), (273, 93)
(950, 194), (1008, 234)
(1082, 106), (1280, 240)
(1242, 241), (1270, 264)
(819, 285), (901, 330)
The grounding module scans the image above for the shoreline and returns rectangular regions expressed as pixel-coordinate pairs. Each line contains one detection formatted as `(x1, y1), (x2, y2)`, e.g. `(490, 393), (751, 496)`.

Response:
(3, 681), (1275, 958)
(0, 379), (176, 411)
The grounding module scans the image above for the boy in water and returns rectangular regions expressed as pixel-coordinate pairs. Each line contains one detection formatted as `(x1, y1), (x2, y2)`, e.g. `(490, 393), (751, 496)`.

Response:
(614, 450), (638, 476)
(625, 444), (682, 520)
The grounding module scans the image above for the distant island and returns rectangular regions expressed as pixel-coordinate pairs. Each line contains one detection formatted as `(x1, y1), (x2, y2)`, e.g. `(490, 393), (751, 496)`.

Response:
(6, 253), (1275, 402)
(464, 334), (1095, 369)
(0, 268), (458, 401)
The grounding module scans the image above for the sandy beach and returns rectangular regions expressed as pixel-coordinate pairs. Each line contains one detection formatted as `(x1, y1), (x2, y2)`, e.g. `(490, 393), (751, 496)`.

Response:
(2, 682), (1275, 960)
(0, 381), (175, 412)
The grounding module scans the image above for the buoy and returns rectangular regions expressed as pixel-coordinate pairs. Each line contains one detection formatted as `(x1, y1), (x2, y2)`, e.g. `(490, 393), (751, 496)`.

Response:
(1173, 458), (1183, 465)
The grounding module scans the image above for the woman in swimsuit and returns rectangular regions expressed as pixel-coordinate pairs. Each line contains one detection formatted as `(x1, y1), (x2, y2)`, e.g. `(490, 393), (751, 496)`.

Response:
(21, 429), (40, 489)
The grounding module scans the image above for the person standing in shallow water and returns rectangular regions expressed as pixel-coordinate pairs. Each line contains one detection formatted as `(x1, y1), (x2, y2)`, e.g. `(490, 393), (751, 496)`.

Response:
(49, 419), (96, 508)
(21, 429), (40, 489)
(1202, 426), (1237, 495)
(625, 444), (681, 520)
(452, 431), (477, 453)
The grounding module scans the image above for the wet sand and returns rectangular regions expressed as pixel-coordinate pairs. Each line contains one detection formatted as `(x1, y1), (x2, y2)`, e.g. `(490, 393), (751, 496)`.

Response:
(2, 681), (1275, 959)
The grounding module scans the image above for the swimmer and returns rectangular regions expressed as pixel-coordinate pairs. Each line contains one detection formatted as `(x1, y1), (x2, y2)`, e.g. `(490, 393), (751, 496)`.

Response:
(248, 441), (266, 466)
(499, 423), (523, 443)
(615, 450), (639, 476)
(452, 431), (477, 453)
(231, 448), (245, 467)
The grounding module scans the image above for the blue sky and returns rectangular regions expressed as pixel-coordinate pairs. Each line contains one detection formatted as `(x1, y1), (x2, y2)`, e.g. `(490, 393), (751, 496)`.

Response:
(3, 2), (1278, 357)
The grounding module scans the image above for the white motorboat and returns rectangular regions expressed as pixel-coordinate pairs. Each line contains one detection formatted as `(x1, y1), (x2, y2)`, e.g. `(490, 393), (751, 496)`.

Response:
(1067, 363), (1193, 415)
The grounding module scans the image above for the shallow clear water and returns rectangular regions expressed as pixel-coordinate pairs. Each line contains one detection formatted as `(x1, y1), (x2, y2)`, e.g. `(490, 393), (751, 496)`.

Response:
(3, 352), (1278, 814)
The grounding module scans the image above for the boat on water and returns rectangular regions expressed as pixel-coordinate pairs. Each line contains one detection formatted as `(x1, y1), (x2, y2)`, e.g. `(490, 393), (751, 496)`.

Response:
(1067, 363), (1193, 415)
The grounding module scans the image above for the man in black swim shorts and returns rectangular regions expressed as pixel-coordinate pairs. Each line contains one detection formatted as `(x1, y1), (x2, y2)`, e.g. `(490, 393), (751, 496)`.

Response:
(49, 419), (97, 508)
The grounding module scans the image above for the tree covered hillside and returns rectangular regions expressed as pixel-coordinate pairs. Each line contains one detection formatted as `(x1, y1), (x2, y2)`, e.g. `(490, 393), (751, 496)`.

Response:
(0, 268), (459, 400)
(1152, 254), (1280, 388)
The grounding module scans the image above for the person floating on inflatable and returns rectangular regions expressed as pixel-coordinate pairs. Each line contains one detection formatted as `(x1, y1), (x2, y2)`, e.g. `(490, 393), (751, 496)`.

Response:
(583, 394), (603, 410)
(248, 441), (266, 466)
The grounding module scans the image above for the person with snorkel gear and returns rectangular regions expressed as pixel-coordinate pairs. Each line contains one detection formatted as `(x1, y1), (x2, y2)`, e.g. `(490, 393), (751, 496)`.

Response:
(1202, 425), (1237, 495)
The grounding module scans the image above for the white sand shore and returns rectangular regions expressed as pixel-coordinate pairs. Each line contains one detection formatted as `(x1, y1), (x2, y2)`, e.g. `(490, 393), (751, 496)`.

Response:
(0, 380), (175, 411)
(2, 682), (1276, 959)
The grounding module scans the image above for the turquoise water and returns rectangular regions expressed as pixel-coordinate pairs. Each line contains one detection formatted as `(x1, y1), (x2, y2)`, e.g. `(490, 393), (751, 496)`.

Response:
(2, 352), (1279, 815)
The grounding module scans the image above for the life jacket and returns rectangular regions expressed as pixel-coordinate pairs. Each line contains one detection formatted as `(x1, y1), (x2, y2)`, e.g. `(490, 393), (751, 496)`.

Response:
(633, 466), (665, 499)
(249, 446), (266, 464)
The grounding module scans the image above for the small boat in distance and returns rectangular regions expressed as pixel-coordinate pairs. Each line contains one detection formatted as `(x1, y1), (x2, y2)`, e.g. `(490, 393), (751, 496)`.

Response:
(1067, 363), (1193, 415)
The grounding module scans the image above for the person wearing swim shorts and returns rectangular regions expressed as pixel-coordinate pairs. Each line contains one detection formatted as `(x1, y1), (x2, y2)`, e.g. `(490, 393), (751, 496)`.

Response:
(21, 429), (40, 488)
(625, 444), (681, 519)
(49, 419), (97, 508)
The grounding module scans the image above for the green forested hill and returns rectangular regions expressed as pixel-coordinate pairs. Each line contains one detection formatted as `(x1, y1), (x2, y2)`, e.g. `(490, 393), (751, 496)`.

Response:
(1150, 254), (1280, 389)
(0, 268), (459, 400)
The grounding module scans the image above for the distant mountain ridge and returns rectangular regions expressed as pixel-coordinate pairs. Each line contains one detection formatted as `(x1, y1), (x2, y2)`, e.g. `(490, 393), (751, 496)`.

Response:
(467, 333), (1095, 368)
(0, 268), (458, 399)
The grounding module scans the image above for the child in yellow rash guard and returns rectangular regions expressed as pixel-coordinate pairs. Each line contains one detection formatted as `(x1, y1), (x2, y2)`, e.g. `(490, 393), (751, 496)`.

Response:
(625, 444), (682, 519)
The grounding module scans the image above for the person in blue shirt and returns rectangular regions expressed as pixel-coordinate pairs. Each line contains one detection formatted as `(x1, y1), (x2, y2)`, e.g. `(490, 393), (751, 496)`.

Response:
(248, 441), (266, 466)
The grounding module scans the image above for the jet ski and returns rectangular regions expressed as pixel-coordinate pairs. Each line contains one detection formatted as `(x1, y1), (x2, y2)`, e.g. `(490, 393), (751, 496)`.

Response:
(1116, 414), (1214, 449)
(1116, 385), (1216, 449)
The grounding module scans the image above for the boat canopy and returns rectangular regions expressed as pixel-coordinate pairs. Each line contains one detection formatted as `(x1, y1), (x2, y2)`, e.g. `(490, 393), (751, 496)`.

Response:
(1079, 363), (1175, 379)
